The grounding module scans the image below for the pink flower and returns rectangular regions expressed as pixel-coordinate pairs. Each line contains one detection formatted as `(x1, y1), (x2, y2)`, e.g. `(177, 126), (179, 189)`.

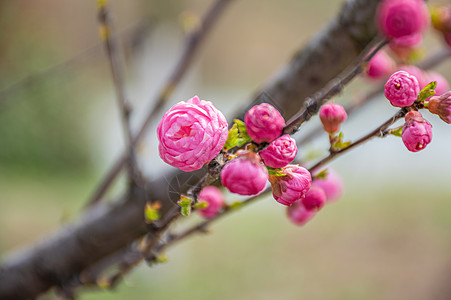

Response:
(424, 71), (450, 96)
(287, 202), (316, 226)
(269, 164), (312, 206)
(220, 151), (268, 196)
(401, 111), (432, 152)
(398, 65), (427, 88)
(319, 103), (347, 134)
(428, 91), (451, 124)
(365, 51), (395, 79)
(377, 0), (430, 39)
(301, 186), (327, 212)
(197, 186), (225, 219)
(312, 169), (344, 203)
(245, 103), (285, 143)
(259, 135), (297, 168)
(157, 95), (228, 172)
(384, 71), (420, 107)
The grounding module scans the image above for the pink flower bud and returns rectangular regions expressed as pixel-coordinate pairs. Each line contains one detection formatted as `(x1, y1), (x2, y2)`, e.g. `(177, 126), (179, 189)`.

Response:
(197, 186), (225, 219)
(398, 65), (427, 88)
(245, 103), (285, 143)
(377, 0), (430, 39)
(312, 169), (344, 203)
(220, 151), (269, 196)
(424, 71), (450, 96)
(301, 186), (327, 212)
(319, 103), (347, 134)
(287, 202), (316, 226)
(401, 111), (432, 152)
(389, 33), (422, 60)
(157, 96), (228, 172)
(384, 71), (420, 107)
(428, 91), (451, 124)
(269, 164), (312, 206)
(365, 51), (395, 79)
(259, 135), (297, 168)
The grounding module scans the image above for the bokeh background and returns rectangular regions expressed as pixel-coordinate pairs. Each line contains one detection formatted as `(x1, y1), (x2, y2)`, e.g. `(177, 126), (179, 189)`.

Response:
(1, 0), (451, 299)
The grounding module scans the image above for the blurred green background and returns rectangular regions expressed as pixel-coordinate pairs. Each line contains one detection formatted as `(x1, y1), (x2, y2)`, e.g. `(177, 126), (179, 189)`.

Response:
(1, 0), (451, 299)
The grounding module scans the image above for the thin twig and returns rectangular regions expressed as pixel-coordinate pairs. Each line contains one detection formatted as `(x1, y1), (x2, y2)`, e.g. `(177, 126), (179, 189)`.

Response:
(86, 0), (234, 208)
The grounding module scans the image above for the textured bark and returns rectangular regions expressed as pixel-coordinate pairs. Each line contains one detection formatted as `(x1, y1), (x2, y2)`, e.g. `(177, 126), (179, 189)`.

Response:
(0, 0), (382, 298)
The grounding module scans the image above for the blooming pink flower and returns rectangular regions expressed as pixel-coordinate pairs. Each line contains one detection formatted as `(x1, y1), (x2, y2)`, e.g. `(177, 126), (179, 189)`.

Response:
(259, 135), (297, 168)
(319, 103), (347, 134)
(301, 186), (327, 212)
(401, 111), (432, 152)
(424, 71), (450, 96)
(245, 103), (285, 143)
(287, 202), (316, 226)
(197, 186), (225, 219)
(384, 71), (420, 107)
(312, 169), (344, 203)
(157, 95), (228, 172)
(365, 51), (395, 79)
(269, 164), (312, 206)
(398, 65), (427, 88)
(428, 91), (451, 124)
(220, 151), (268, 196)
(377, 0), (430, 39)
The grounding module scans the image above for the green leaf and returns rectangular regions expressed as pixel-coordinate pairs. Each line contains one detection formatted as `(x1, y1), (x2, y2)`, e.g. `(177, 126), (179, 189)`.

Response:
(155, 253), (169, 264)
(223, 119), (252, 151)
(144, 202), (161, 223)
(417, 81), (437, 103)
(178, 195), (193, 216)
(314, 169), (328, 180)
(332, 132), (351, 150)
(193, 201), (209, 210)
(267, 167), (286, 176)
(389, 126), (403, 137)
(228, 201), (243, 209)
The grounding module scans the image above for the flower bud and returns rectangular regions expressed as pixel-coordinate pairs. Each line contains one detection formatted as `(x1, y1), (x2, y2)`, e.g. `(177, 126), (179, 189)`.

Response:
(197, 186), (225, 219)
(319, 103), (347, 134)
(377, 0), (430, 39)
(301, 186), (327, 212)
(401, 111), (432, 152)
(269, 164), (312, 206)
(384, 71), (420, 107)
(259, 135), (297, 168)
(365, 51), (395, 79)
(245, 103), (285, 143)
(157, 95), (228, 172)
(428, 91), (451, 124)
(220, 151), (268, 196)
(312, 169), (344, 203)
(287, 202), (316, 226)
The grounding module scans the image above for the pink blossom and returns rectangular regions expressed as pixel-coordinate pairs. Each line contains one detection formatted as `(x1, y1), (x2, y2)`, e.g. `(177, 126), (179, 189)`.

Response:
(424, 71), (450, 96)
(319, 103), (347, 134)
(365, 51), (395, 79)
(398, 65), (427, 88)
(157, 95), (228, 172)
(269, 164), (312, 206)
(245, 103), (285, 143)
(401, 111), (432, 152)
(312, 169), (344, 203)
(301, 186), (327, 212)
(287, 202), (316, 226)
(220, 151), (268, 196)
(384, 71), (420, 107)
(428, 91), (451, 124)
(377, 0), (430, 39)
(259, 135), (297, 168)
(197, 186), (225, 219)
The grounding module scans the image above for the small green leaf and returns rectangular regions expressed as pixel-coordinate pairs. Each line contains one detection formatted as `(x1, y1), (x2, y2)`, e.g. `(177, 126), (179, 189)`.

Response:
(267, 167), (286, 176)
(314, 169), (328, 180)
(417, 81), (437, 103)
(155, 253), (169, 263)
(332, 132), (351, 150)
(228, 201), (243, 209)
(144, 202), (161, 223)
(223, 119), (252, 151)
(223, 123), (240, 151)
(193, 201), (209, 210)
(389, 126), (403, 137)
(178, 195), (193, 216)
